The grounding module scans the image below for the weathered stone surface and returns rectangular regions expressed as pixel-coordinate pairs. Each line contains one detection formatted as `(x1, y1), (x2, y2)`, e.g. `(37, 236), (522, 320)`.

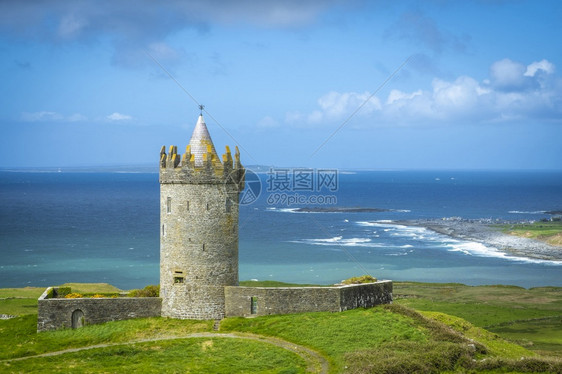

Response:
(159, 116), (244, 320)
(37, 288), (161, 332)
(340, 281), (393, 311)
(224, 281), (393, 317)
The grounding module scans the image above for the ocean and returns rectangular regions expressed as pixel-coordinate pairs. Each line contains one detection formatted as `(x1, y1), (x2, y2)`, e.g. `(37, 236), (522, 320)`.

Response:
(0, 170), (561, 289)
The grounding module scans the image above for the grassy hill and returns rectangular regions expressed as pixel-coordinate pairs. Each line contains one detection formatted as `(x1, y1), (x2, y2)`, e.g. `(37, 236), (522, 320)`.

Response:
(1, 282), (561, 373)
(497, 220), (562, 246)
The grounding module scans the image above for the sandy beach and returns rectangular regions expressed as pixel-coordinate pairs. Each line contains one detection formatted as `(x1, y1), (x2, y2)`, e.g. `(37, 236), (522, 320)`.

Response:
(394, 218), (562, 261)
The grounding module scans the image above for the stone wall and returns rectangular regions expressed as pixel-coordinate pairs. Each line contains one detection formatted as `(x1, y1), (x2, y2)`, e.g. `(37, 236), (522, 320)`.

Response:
(224, 280), (392, 317)
(37, 287), (162, 332)
(339, 281), (393, 311)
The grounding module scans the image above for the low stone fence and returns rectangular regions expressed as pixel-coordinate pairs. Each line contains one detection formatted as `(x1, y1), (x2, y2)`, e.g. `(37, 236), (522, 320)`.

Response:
(224, 280), (392, 317)
(37, 287), (162, 332)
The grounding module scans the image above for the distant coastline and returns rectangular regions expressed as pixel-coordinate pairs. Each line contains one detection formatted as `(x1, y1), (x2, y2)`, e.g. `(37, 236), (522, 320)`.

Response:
(393, 218), (561, 261)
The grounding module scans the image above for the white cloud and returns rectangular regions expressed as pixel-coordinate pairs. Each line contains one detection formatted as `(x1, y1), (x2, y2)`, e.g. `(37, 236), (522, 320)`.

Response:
(489, 58), (527, 90)
(286, 91), (382, 126)
(21, 111), (63, 122)
(525, 59), (555, 77)
(67, 113), (88, 122)
(106, 112), (132, 121)
(386, 89), (423, 105)
(257, 116), (279, 128)
(20, 111), (87, 122)
(284, 58), (561, 127)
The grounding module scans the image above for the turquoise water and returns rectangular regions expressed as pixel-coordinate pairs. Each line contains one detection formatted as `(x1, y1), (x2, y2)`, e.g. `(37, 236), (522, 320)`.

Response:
(0, 170), (561, 289)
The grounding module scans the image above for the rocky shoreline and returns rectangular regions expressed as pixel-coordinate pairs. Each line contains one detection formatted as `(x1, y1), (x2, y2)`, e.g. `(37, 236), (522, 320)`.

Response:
(393, 218), (562, 262)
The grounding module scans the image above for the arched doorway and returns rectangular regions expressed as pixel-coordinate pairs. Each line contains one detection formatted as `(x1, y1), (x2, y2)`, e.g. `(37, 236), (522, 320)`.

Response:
(71, 309), (85, 329)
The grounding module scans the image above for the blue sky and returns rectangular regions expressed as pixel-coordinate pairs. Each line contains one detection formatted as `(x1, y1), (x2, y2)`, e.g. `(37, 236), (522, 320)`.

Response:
(0, 1), (561, 169)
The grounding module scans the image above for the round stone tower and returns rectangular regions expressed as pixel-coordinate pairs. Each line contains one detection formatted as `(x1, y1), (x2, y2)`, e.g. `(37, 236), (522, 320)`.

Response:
(159, 114), (244, 320)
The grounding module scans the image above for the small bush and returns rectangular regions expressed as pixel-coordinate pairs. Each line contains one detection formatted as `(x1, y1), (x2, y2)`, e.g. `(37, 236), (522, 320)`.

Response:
(91, 294), (105, 298)
(345, 340), (475, 374)
(56, 287), (71, 297)
(64, 293), (83, 299)
(128, 285), (159, 297)
(341, 275), (378, 285)
(474, 356), (562, 372)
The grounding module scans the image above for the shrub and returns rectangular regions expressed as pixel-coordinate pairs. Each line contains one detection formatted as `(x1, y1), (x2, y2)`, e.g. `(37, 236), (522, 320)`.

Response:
(64, 293), (83, 299)
(91, 294), (105, 298)
(345, 340), (475, 374)
(56, 287), (71, 298)
(128, 285), (159, 297)
(340, 275), (378, 285)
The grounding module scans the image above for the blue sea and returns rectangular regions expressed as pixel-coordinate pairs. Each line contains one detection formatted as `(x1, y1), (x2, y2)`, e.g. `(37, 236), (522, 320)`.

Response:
(1, 170), (561, 290)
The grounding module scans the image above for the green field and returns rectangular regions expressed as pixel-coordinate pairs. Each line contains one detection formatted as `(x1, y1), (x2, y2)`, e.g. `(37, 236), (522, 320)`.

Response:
(393, 282), (562, 356)
(1, 282), (561, 373)
(495, 220), (562, 246)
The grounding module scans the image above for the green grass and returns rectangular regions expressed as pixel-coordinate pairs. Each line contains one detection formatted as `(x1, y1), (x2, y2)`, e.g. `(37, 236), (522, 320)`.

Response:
(2, 338), (306, 374)
(221, 307), (428, 357)
(420, 311), (532, 359)
(55, 283), (124, 294)
(394, 282), (562, 355)
(221, 305), (494, 373)
(0, 298), (38, 316)
(497, 220), (562, 236)
(494, 220), (562, 245)
(488, 316), (562, 356)
(0, 287), (45, 299)
(0, 283), (129, 317)
(0, 286), (44, 316)
(2, 282), (562, 373)
(0, 315), (213, 360)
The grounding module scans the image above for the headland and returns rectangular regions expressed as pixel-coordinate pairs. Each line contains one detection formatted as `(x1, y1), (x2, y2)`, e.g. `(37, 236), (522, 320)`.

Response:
(393, 218), (562, 261)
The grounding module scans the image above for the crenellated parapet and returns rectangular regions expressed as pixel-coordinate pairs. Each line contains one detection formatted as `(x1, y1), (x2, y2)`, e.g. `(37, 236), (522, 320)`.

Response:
(160, 144), (245, 190)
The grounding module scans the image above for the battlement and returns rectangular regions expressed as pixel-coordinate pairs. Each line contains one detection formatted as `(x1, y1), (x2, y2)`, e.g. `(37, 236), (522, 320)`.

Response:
(159, 144), (245, 188)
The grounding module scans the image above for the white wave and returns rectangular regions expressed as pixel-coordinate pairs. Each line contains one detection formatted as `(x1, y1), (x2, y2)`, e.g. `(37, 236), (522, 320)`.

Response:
(291, 237), (373, 247)
(357, 220), (396, 226)
(290, 236), (419, 250)
(444, 239), (562, 265)
(395, 209), (412, 213)
(266, 207), (301, 213)
(357, 221), (431, 241)
(508, 210), (547, 214)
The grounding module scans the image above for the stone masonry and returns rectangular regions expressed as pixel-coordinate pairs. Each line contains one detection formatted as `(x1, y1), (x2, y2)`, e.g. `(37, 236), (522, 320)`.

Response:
(37, 287), (161, 332)
(224, 281), (393, 317)
(159, 115), (245, 320)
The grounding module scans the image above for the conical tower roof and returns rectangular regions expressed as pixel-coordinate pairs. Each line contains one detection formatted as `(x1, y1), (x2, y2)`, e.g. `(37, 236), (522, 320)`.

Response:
(188, 115), (220, 167)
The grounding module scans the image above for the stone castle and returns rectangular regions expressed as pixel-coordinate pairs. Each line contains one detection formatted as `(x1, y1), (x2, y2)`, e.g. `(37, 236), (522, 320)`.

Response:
(37, 114), (392, 331)
(159, 114), (244, 320)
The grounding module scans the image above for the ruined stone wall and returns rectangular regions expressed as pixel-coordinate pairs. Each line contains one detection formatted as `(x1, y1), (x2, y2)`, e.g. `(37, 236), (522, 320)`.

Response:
(224, 281), (393, 317)
(37, 288), (162, 332)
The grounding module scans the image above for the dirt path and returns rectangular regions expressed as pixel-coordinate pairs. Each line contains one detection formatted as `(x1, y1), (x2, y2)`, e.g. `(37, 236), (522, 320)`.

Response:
(1, 332), (330, 373)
